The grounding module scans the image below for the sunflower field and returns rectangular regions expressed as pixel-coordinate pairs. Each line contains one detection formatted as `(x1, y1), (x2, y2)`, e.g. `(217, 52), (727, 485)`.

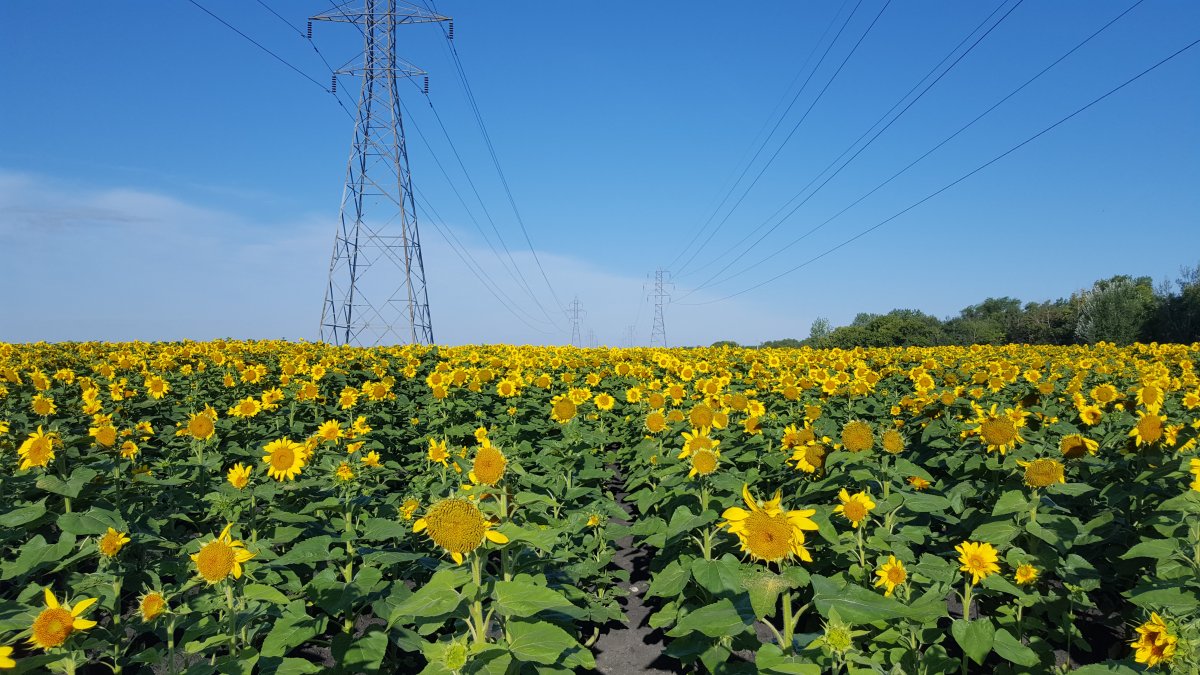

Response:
(0, 340), (1199, 674)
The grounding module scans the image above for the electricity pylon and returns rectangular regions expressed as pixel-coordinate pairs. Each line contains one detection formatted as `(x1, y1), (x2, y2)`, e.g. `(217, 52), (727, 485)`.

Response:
(315, 1), (449, 346)
(649, 269), (671, 347)
(566, 297), (585, 347)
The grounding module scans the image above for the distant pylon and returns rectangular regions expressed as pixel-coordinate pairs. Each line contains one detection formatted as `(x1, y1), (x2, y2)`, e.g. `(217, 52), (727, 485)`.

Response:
(649, 269), (671, 347)
(625, 324), (636, 348)
(315, 1), (449, 346)
(566, 297), (585, 347)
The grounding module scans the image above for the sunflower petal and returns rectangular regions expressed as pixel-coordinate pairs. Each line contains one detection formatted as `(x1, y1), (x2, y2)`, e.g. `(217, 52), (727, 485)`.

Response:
(70, 597), (98, 616)
(413, 518), (427, 533)
(72, 618), (98, 630)
(485, 530), (509, 544)
(44, 588), (59, 609)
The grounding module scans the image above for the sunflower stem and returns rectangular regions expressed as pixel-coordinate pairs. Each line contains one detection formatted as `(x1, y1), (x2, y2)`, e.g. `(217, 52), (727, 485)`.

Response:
(780, 590), (794, 653)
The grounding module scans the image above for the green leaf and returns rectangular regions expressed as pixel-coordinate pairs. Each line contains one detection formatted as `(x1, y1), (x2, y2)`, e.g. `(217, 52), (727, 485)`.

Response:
(331, 630), (387, 672)
(493, 581), (583, 619)
(646, 560), (691, 599)
(1045, 482), (1094, 497)
(1121, 539), (1177, 561)
(991, 490), (1029, 516)
(666, 598), (753, 638)
(1128, 586), (1200, 614)
(690, 555), (743, 595)
(260, 604), (322, 659)
(506, 620), (585, 665)
(951, 618), (994, 665)
(387, 570), (464, 624)
(0, 500), (46, 528)
(903, 492), (951, 513)
(755, 644), (822, 675)
(360, 518), (409, 541)
(36, 468), (98, 498)
(1, 533), (76, 580)
(272, 536), (336, 567)
(243, 584), (291, 605)
(810, 575), (906, 625)
(742, 569), (796, 621)
(969, 519), (1021, 546)
(992, 628), (1039, 667)
(57, 508), (126, 536)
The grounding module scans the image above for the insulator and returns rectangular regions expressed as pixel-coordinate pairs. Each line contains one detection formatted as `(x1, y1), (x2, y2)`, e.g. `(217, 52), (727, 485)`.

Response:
(306, 21), (312, 39)
(331, 75), (337, 93)
(423, 76), (429, 94)
(447, 20), (454, 40)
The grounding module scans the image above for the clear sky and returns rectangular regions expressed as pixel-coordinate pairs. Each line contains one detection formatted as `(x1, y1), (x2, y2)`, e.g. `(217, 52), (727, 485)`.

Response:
(2, 1), (1197, 346)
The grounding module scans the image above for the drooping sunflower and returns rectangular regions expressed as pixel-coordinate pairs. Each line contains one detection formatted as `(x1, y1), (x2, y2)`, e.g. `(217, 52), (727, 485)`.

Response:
(98, 528), (131, 558)
(17, 426), (58, 471)
(262, 437), (306, 481)
(968, 404), (1027, 454)
(1131, 612), (1177, 667)
(719, 484), (818, 564)
(190, 523), (254, 584)
(907, 475), (931, 491)
(1018, 458), (1065, 488)
(28, 588), (98, 650)
(841, 420), (874, 453)
(789, 439), (829, 474)
(833, 489), (876, 529)
(874, 556), (907, 597)
(401, 498), (420, 521)
(955, 540), (1000, 585)
(1059, 434), (1098, 459)
(471, 444), (507, 486)
(413, 498), (509, 565)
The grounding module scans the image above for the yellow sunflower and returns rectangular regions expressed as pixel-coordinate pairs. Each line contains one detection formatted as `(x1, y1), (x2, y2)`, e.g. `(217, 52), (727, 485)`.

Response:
(841, 420), (874, 452)
(1130, 410), (1166, 447)
(688, 447), (720, 479)
(413, 498), (509, 565)
(471, 444), (507, 486)
(679, 428), (719, 459)
(427, 438), (450, 467)
(262, 437), (306, 481)
(833, 489), (875, 529)
(98, 527), (131, 558)
(17, 426), (58, 471)
(190, 523), (254, 584)
(1018, 458), (1065, 488)
(719, 484), (817, 563)
(139, 591), (167, 622)
(874, 556), (907, 597)
(1014, 564), (1039, 586)
(1131, 612), (1177, 667)
(550, 395), (577, 424)
(789, 439), (829, 474)
(1059, 434), (1098, 459)
(968, 404), (1026, 454)
(28, 589), (98, 650)
(227, 463), (251, 490)
(955, 540), (1000, 585)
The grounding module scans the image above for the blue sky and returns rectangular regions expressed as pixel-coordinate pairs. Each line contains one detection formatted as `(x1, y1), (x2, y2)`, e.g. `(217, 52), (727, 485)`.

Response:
(1, 1), (1197, 345)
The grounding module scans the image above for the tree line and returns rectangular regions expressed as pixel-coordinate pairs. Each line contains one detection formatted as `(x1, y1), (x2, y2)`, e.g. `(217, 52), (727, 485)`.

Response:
(715, 265), (1200, 349)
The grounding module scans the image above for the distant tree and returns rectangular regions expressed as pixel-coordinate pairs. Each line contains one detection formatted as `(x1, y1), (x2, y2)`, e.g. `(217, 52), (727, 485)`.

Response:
(760, 338), (804, 349)
(1075, 275), (1157, 344)
(809, 317), (832, 342)
(711, 340), (741, 348)
(1149, 263), (1200, 343)
(821, 310), (944, 348)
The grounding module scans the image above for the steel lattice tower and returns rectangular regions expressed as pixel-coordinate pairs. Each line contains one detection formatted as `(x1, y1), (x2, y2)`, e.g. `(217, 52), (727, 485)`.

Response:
(649, 269), (671, 347)
(566, 297), (585, 348)
(315, 1), (448, 346)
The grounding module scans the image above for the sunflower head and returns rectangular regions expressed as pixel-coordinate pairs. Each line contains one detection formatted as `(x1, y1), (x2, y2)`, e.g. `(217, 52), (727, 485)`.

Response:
(262, 437), (306, 481)
(1018, 458), (1065, 488)
(28, 589), (97, 651)
(413, 498), (508, 565)
(719, 484), (817, 564)
(955, 540), (1000, 586)
(471, 444), (507, 486)
(98, 528), (131, 558)
(841, 420), (874, 452)
(139, 591), (167, 621)
(190, 524), (254, 584)
(834, 489), (876, 528)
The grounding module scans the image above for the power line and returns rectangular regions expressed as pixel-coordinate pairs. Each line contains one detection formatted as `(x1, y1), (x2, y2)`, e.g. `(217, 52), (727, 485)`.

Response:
(675, 0), (1025, 300)
(666, 0), (860, 273)
(684, 0), (1145, 296)
(185, 0), (330, 92)
(677, 36), (1200, 306)
(673, 0), (894, 278)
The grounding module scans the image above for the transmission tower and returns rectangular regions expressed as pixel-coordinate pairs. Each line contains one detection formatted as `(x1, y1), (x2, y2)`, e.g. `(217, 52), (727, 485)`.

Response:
(315, 1), (449, 346)
(566, 297), (585, 347)
(649, 269), (671, 347)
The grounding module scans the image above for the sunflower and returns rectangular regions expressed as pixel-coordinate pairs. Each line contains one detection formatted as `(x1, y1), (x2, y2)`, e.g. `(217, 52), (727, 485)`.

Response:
(316, 420), (342, 444)
(262, 437), (306, 481)
(550, 395), (577, 424)
(1130, 411), (1166, 447)
(401, 498), (420, 521)
(1018, 458), (1065, 488)
(1078, 405), (1103, 426)
(334, 462), (354, 482)
(182, 408), (217, 441)
(228, 397), (262, 418)
(780, 424), (814, 450)
(955, 540), (1000, 585)
(190, 523), (254, 584)
(1091, 383), (1119, 405)
(144, 375), (170, 399)
(679, 428), (719, 459)
(139, 591), (166, 621)
(1014, 564), (1039, 586)
(427, 438), (450, 467)
(688, 447), (720, 479)
(1059, 434), (1098, 459)
(227, 463), (251, 490)
(789, 439), (829, 474)
(645, 410), (667, 434)
(471, 444), (507, 485)
(361, 451), (381, 468)
(881, 428), (905, 454)
(841, 420), (874, 452)
(31, 394), (56, 417)
(689, 403), (714, 429)
(89, 423), (117, 448)
(907, 476), (931, 491)
(719, 484), (817, 563)
(17, 426), (58, 471)
(98, 527), (131, 558)
(0, 645), (14, 669)
(968, 404), (1026, 454)
(594, 393), (615, 411)
(28, 589), (98, 651)
(413, 498), (509, 564)
(1131, 612), (1177, 667)
(1136, 383), (1164, 411)
(833, 489), (875, 528)
(874, 556), (907, 597)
